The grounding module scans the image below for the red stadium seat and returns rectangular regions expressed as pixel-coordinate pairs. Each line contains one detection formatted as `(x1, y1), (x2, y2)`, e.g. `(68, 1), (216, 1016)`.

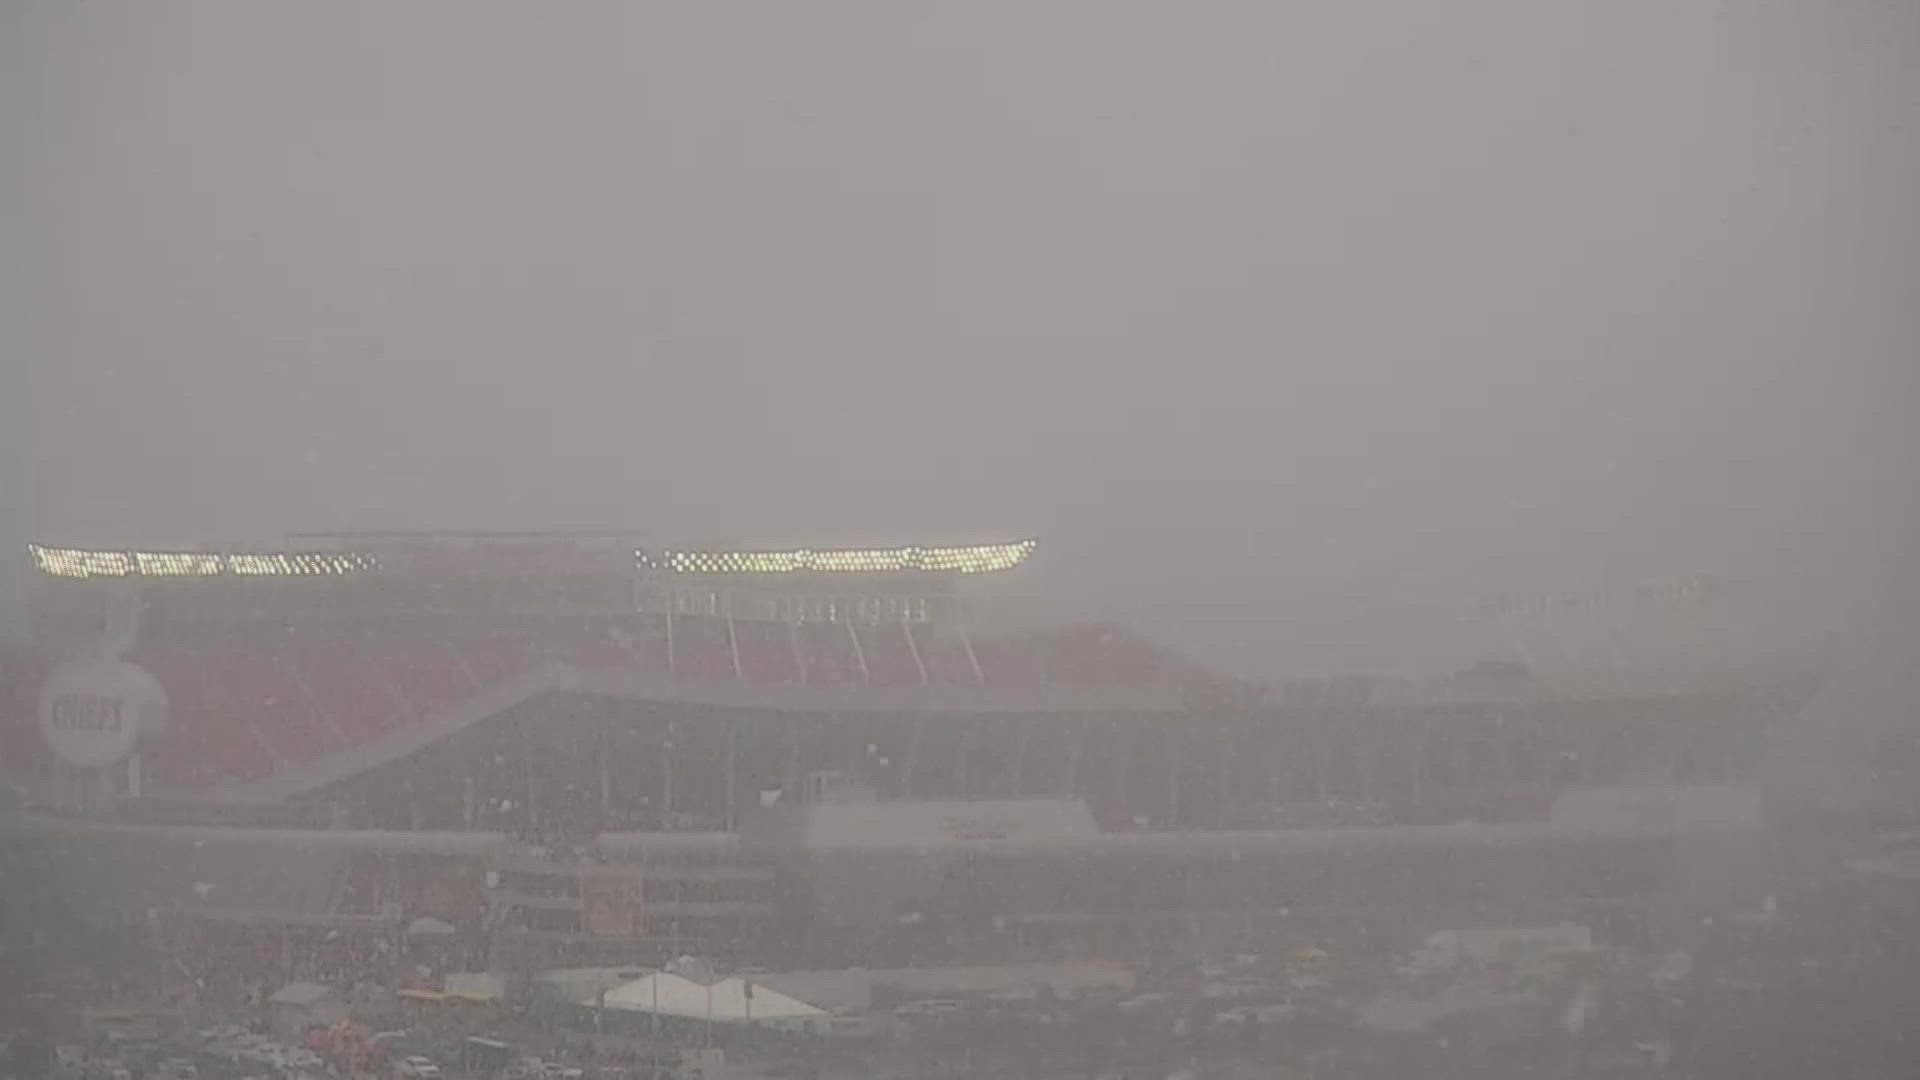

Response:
(566, 619), (673, 677)
(972, 638), (1046, 689)
(459, 635), (534, 688)
(134, 650), (277, 786)
(622, 619), (674, 675)
(797, 622), (859, 686)
(568, 640), (644, 672)
(377, 645), (475, 717)
(912, 625), (983, 687)
(669, 616), (736, 683)
(1045, 623), (1167, 688)
(283, 638), (408, 741)
(7, 603), (1244, 801)
(734, 621), (800, 686)
(204, 650), (338, 768)
(855, 623), (922, 687)
(0, 648), (54, 775)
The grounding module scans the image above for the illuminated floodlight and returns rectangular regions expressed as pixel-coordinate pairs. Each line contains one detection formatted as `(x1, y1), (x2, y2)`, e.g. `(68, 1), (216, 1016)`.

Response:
(638, 539), (1036, 576)
(28, 543), (378, 580)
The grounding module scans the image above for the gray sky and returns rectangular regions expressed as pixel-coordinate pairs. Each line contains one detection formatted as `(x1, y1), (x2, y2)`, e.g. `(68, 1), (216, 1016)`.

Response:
(7, 1), (1917, 676)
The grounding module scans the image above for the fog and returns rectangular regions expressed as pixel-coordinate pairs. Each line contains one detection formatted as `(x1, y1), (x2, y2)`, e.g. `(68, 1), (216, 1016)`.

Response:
(8, 0), (1915, 680)
(7, 7), (1920, 1077)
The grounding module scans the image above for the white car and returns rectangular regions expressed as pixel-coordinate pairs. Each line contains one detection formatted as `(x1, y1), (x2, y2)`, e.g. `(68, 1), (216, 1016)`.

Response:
(196, 1026), (245, 1044)
(1212, 1003), (1297, 1028)
(230, 1036), (275, 1060)
(398, 1055), (442, 1080)
(287, 1050), (325, 1071)
(1201, 977), (1270, 1001)
(891, 999), (963, 1018)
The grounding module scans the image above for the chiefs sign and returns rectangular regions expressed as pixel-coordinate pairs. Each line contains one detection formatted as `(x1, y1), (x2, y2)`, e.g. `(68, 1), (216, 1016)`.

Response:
(37, 658), (168, 768)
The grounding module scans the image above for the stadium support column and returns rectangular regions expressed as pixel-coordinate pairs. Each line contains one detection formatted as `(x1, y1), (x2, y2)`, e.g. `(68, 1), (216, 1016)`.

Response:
(1645, 706), (1682, 786)
(1167, 724), (1182, 827)
(597, 700), (613, 822)
(1355, 710), (1379, 807)
(724, 605), (743, 683)
(901, 714), (925, 798)
(902, 614), (927, 686)
(1311, 720), (1331, 803)
(0, 326), (21, 646)
(846, 621), (870, 685)
(782, 713), (803, 802)
(1577, 710), (1602, 785)
(842, 714), (862, 776)
(787, 622), (806, 686)
(1063, 714), (1087, 799)
(953, 718), (975, 796)
(959, 626), (985, 685)
(724, 715), (738, 832)
(1493, 714), (1520, 792)
(1007, 721), (1031, 797)
(521, 715), (541, 836)
(451, 726), (477, 829)
(662, 721), (676, 827)
(1409, 713), (1430, 810)
(1263, 714), (1286, 807)
(1216, 716), (1235, 826)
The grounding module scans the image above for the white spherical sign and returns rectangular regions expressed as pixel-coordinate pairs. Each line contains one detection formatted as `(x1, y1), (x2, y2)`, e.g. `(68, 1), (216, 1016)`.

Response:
(37, 658), (168, 769)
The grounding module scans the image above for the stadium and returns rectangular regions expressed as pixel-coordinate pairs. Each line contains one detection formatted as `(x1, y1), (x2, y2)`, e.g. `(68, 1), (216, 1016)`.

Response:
(0, 532), (1821, 982)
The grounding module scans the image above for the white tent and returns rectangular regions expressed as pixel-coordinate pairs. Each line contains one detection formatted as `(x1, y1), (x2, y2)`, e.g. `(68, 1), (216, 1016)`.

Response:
(405, 916), (457, 937)
(600, 973), (826, 1025)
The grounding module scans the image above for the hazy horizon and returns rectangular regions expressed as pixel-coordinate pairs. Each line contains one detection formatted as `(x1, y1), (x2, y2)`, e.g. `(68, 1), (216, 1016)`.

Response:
(7, 1), (1918, 680)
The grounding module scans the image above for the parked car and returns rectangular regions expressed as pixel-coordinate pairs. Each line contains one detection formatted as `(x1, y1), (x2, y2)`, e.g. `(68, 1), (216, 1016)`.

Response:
(195, 1027), (245, 1045)
(822, 1013), (885, 1039)
(891, 999), (964, 1018)
(1201, 977), (1271, 1001)
(1212, 1003), (1296, 1028)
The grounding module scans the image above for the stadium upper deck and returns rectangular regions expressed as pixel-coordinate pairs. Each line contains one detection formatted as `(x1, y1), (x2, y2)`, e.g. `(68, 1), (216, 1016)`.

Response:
(1, 534), (1816, 838)
(3, 535), (1241, 799)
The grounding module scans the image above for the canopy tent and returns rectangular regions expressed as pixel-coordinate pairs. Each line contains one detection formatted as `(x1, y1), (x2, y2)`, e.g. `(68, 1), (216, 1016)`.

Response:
(600, 973), (826, 1024)
(405, 916), (457, 937)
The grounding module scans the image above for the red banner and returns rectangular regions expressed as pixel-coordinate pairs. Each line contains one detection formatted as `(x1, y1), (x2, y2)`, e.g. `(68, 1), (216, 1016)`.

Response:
(578, 867), (647, 937)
